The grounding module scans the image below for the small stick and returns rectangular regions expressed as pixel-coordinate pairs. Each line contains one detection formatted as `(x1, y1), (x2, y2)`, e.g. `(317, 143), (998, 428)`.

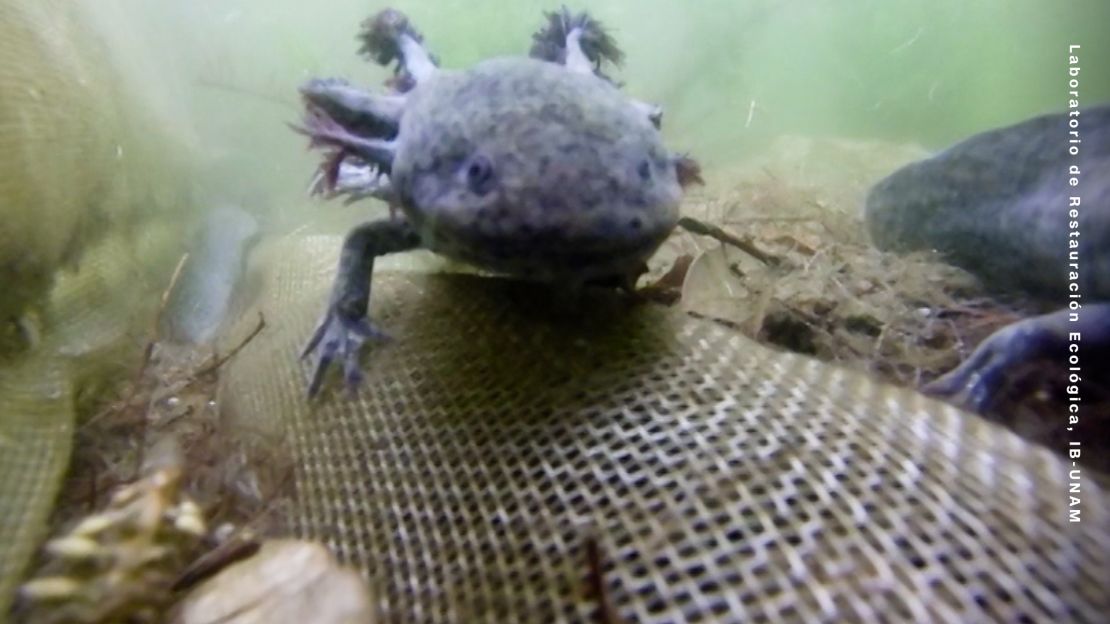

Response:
(171, 535), (261, 592)
(723, 215), (820, 224)
(687, 309), (745, 332)
(160, 254), (191, 319)
(637, 254), (694, 305)
(132, 253), (193, 476)
(141, 250), (192, 384)
(190, 312), (267, 380)
(677, 216), (783, 267)
(584, 535), (626, 624)
(83, 252), (190, 430)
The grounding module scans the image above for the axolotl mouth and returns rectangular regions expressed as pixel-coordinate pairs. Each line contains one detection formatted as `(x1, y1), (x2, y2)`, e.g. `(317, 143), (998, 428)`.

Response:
(292, 97), (397, 200)
(297, 57), (699, 282)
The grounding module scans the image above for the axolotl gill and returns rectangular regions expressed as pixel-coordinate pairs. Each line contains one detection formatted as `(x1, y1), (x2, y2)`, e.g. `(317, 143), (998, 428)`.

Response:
(293, 9), (700, 396)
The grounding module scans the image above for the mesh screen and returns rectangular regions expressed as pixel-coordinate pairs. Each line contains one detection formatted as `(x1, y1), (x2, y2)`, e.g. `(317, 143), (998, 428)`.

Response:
(0, 0), (112, 324)
(0, 355), (74, 615)
(0, 0), (197, 608)
(0, 226), (176, 614)
(0, 0), (148, 602)
(219, 234), (1109, 623)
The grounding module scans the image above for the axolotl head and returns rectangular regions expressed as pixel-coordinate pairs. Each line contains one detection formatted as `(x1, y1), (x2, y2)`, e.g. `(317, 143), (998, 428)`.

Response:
(391, 57), (691, 280)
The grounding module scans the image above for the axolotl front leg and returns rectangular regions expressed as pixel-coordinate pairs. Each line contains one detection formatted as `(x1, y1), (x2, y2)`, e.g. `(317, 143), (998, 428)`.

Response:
(302, 218), (422, 397)
(293, 101), (423, 397)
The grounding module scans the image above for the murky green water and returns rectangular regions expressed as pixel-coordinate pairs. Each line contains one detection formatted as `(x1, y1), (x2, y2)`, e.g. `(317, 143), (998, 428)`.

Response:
(112, 0), (1110, 191)
(3, 2), (1109, 619)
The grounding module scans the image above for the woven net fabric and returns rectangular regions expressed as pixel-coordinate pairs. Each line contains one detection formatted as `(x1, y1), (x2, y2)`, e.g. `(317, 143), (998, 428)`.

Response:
(0, 0), (114, 325)
(0, 226), (180, 614)
(0, 355), (74, 615)
(0, 1), (192, 611)
(219, 234), (1109, 623)
(0, 0), (124, 611)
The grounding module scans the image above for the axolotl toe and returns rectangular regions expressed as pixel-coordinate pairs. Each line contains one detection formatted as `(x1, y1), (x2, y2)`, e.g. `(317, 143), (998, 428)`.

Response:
(294, 8), (695, 397)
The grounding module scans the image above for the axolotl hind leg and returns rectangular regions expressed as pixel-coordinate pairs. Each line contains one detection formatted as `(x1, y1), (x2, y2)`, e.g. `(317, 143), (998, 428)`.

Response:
(924, 303), (1110, 412)
(302, 218), (423, 398)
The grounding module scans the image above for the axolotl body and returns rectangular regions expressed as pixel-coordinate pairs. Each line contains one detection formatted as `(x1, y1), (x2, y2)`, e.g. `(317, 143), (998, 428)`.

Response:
(294, 9), (697, 396)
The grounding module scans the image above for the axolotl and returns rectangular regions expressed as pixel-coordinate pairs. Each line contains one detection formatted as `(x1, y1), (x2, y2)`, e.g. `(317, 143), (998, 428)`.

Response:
(866, 104), (1110, 411)
(293, 9), (700, 396)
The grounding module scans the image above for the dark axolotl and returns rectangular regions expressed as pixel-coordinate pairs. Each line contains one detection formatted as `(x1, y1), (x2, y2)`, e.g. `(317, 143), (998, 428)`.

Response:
(866, 104), (1110, 411)
(293, 9), (700, 396)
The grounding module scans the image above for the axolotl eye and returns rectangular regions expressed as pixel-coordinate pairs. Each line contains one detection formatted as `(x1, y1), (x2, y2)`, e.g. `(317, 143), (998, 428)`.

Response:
(463, 154), (496, 196)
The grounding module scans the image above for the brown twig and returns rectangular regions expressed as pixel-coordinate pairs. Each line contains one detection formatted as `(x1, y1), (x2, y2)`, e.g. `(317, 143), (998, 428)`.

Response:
(83, 253), (190, 432)
(637, 254), (694, 305)
(131, 253), (193, 477)
(584, 535), (626, 624)
(158, 254), (191, 328)
(189, 312), (267, 380)
(172, 452), (297, 593)
(171, 535), (262, 592)
(723, 215), (821, 224)
(677, 216), (784, 267)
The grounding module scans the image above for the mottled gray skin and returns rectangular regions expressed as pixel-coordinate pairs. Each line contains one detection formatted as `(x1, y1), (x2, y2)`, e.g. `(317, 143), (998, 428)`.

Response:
(866, 105), (1110, 301)
(296, 12), (685, 397)
(396, 58), (680, 280)
(865, 104), (1110, 410)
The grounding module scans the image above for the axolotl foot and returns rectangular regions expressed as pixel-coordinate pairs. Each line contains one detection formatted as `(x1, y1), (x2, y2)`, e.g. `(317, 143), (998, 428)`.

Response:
(924, 303), (1110, 413)
(301, 306), (391, 398)
(301, 218), (422, 399)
